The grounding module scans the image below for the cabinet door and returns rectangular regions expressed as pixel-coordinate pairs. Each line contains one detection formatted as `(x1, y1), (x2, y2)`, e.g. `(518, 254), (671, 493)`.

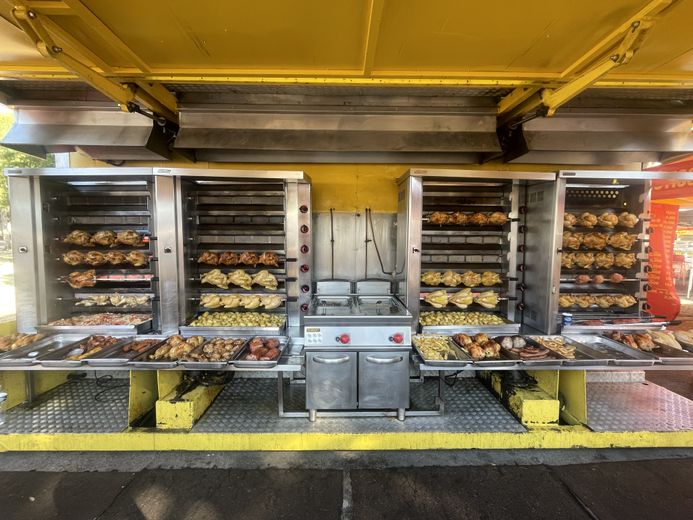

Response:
(358, 351), (410, 409)
(306, 351), (357, 410)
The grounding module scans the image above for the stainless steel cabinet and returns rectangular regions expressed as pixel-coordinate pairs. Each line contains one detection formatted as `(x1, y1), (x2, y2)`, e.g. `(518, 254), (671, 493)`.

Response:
(306, 351), (358, 410)
(358, 351), (409, 409)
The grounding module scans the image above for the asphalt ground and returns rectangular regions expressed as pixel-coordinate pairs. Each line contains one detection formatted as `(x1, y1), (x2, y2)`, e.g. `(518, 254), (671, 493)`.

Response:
(0, 455), (692, 519)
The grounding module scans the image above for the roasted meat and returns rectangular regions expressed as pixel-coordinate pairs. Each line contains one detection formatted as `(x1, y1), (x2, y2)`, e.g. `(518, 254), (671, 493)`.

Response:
(429, 211), (452, 225)
(577, 212), (598, 228)
(583, 232), (607, 250)
(460, 271), (482, 287)
(201, 268), (229, 289)
(105, 251), (127, 265)
(239, 252), (259, 266)
(592, 274), (605, 284)
(62, 250), (84, 266)
(564, 213), (577, 228)
(84, 251), (107, 266)
(91, 230), (117, 247)
(475, 291), (499, 309)
(469, 212), (489, 226)
(618, 212), (639, 228)
(258, 252), (279, 267)
(488, 212), (508, 225)
(608, 273), (624, 283)
(608, 232), (637, 251)
(451, 212), (468, 225)
(425, 290), (448, 308)
(219, 252), (239, 266)
(116, 230), (145, 247)
(441, 271), (463, 287)
(594, 295), (613, 309)
(421, 272), (442, 286)
(559, 295), (575, 308)
(481, 272), (502, 286)
(561, 253), (575, 269)
(449, 288), (473, 309)
(251, 270), (278, 290)
(612, 294), (637, 308)
(575, 252), (595, 269)
(562, 232), (583, 250)
(574, 295), (593, 309)
(127, 251), (148, 267)
(227, 269), (253, 290)
(67, 269), (96, 289)
(200, 294), (222, 308)
(220, 294), (242, 308)
(595, 252), (615, 269)
(575, 274), (591, 284)
(197, 251), (219, 265)
(261, 295), (283, 310)
(597, 213), (618, 228)
(240, 294), (262, 310)
(614, 253), (636, 268)
(64, 230), (92, 246)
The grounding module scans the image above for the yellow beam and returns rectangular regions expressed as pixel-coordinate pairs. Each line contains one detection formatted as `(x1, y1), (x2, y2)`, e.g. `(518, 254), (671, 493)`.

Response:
(41, 15), (113, 73)
(128, 370), (158, 425)
(0, 371), (70, 411)
(362, 0), (386, 75)
(24, 1), (70, 15)
(559, 371), (588, 426)
(156, 383), (224, 430)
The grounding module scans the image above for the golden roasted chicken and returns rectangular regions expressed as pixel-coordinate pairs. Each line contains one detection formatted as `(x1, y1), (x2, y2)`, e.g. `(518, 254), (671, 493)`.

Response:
(618, 212), (639, 228)
(481, 272), (502, 286)
(561, 253), (575, 269)
(608, 232), (637, 251)
(574, 252), (595, 269)
(451, 212), (468, 225)
(577, 212), (598, 228)
(475, 291), (499, 309)
(461, 271), (482, 287)
(67, 270), (96, 289)
(64, 230), (92, 246)
(421, 272), (442, 286)
(219, 252), (239, 266)
(62, 250), (84, 266)
(116, 230), (145, 247)
(227, 269), (253, 290)
(251, 270), (278, 290)
(595, 252), (615, 269)
(258, 252), (280, 267)
(441, 271), (463, 287)
(597, 213), (618, 228)
(614, 253), (636, 268)
(582, 232), (607, 250)
(449, 288), (473, 309)
(469, 212), (489, 226)
(91, 230), (117, 247)
(84, 251), (107, 266)
(239, 252), (259, 266)
(197, 251), (219, 265)
(261, 295), (283, 310)
(201, 268), (229, 289)
(105, 251), (127, 265)
(563, 213), (577, 228)
(488, 212), (508, 225)
(562, 232), (583, 250)
(425, 290), (448, 308)
(126, 251), (148, 267)
(429, 212), (452, 225)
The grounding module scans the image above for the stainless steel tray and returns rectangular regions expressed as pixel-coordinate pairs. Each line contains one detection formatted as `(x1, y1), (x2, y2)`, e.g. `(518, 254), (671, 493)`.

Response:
(178, 337), (249, 370)
(421, 322), (520, 336)
(129, 335), (202, 369)
(0, 334), (86, 366)
(233, 337), (288, 368)
(38, 336), (132, 367)
(450, 336), (518, 368)
(413, 337), (472, 367)
(648, 343), (693, 365)
(179, 324), (285, 337)
(38, 319), (153, 336)
(501, 341), (566, 367)
(525, 335), (610, 367)
(86, 335), (168, 367)
(565, 334), (657, 366)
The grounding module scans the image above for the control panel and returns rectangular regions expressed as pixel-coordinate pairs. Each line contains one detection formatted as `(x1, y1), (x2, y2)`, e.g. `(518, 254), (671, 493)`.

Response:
(303, 327), (411, 347)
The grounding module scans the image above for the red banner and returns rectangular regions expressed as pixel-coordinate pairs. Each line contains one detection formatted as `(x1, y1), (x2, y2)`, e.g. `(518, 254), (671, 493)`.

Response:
(652, 180), (693, 200)
(647, 203), (680, 320)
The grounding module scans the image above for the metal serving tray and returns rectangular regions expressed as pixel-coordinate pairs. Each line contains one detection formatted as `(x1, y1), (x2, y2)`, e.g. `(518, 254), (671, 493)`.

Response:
(450, 336), (518, 368)
(412, 337), (472, 368)
(86, 335), (168, 367)
(130, 336), (186, 369)
(38, 319), (153, 336)
(564, 334), (657, 367)
(38, 336), (132, 367)
(178, 337), (249, 370)
(501, 341), (566, 367)
(179, 323), (286, 337)
(0, 334), (86, 366)
(421, 320), (520, 336)
(525, 335), (610, 367)
(648, 343), (693, 365)
(233, 336), (289, 368)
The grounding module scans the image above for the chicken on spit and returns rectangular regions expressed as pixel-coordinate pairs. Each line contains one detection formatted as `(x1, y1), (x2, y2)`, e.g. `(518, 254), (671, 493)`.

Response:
(449, 288), (473, 309)
(421, 272), (442, 286)
(451, 212), (468, 225)
(577, 212), (598, 228)
(562, 232), (583, 250)
(258, 252), (280, 267)
(197, 251), (219, 265)
(469, 212), (489, 226)
(597, 213), (619, 228)
(563, 213), (577, 228)
(67, 270), (96, 289)
(575, 275), (591, 284)
(105, 251), (127, 265)
(261, 295), (283, 310)
(429, 212), (451, 225)
(594, 295), (613, 309)
(425, 290), (449, 308)
(219, 252), (239, 266)
(251, 270), (278, 290)
(595, 252), (615, 269)
(561, 253), (575, 269)
(460, 271), (482, 287)
(442, 271), (463, 287)
(559, 295), (575, 308)
(609, 273), (625, 283)
(614, 253), (636, 268)
(575, 252), (595, 269)
(240, 295), (262, 310)
(201, 269), (229, 289)
(608, 232), (637, 251)
(200, 294), (223, 308)
(239, 252), (259, 267)
(64, 230), (92, 246)
(618, 212), (639, 228)
(488, 212), (508, 225)
(475, 291), (499, 309)
(84, 251), (107, 266)
(227, 269), (252, 290)
(481, 272), (502, 286)
(127, 251), (148, 267)
(582, 232), (608, 250)
(116, 230), (145, 247)
(612, 294), (637, 308)
(592, 275), (605, 284)
(574, 295), (593, 309)
(91, 230), (117, 247)
(62, 250), (84, 266)
(220, 294), (242, 308)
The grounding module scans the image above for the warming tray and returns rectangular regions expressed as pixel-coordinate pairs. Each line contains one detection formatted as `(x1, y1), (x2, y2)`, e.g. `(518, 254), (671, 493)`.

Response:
(421, 320), (520, 336)
(525, 336), (610, 367)
(564, 334), (657, 367)
(0, 334), (86, 366)
(450, 336), (518, 368)
(647, 343), (693, 365)
(179, 324), (286, 337)
(233, 336), (289, 368)
(86, 335), (168, 367)
(37, 336), (132, 367)
(38, 319), (153, 336)
(412, 336), (472, 368)
(178, 337), (248, 370)
(129, 336), (189, 369)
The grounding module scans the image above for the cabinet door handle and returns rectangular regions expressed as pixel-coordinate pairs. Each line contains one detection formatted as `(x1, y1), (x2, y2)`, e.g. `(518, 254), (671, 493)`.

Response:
(313, 356), (350, 365)
(365, 355), (403, 365)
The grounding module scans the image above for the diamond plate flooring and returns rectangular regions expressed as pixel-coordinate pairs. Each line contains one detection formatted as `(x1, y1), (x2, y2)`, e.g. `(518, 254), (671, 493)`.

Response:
(193, 377), (526, 433)
(0, 380), (129, 434)
(587, 381), (693, 433)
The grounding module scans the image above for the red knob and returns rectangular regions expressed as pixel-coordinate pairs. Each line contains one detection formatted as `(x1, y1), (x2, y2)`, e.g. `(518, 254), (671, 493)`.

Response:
(301, 285), (310, 293)
(300, 225), (309, 234)
(300, 303), (309, 312)
(300, 245), (310, 254)
(390, 333), (404, 344)
(339, 334), (350, 344)
(300, 205), (309, 214)
(300, 264), (310, 273)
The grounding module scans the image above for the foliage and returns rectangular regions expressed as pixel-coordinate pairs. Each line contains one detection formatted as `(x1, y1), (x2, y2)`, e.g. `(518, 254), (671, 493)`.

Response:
(0, 112), (55, 210)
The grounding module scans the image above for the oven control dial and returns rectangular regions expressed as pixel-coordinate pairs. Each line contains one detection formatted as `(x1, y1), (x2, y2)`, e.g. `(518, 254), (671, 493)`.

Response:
(389, 333), (404, 344)
(336, 334), (350, 344)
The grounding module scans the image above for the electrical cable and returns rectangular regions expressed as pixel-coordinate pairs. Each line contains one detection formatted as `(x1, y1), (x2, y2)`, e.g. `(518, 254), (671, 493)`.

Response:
(367, 207), (405, 276)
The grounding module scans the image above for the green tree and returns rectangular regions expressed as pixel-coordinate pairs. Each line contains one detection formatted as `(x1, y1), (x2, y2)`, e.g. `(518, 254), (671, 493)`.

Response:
(0, 112), (55, 210)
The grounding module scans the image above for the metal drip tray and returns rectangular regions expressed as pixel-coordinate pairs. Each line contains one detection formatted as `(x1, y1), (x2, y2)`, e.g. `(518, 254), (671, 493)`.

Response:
(355, 296), (407, 317)
(310, 296), (354, 316)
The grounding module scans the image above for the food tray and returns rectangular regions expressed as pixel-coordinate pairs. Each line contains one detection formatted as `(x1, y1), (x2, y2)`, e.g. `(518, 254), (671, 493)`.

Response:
(525, 335), (610, 367)
(672, 333), (693, 352)
(0, 334), (85, 366)
(412, 337), (472, 368)
(501, 341), (566, 367)
(38, 319), (153, 336)
(179, 324), (286, 337)
(37, 336), (131, 367)
(178, 337), (249, 370)
(449, 336), (518, 368)
(233, 336), (289, 368)
(86, 335), (168, 367)
(129, 337), (184, 369)
(647, 343), (693, 365)
(564, 334), (657, 366)
(421, 320), (520, 335)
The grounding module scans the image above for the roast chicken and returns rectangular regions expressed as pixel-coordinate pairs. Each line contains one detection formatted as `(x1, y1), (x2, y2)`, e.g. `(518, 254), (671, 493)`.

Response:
(469, 212), (489, 226)
(562, 232), (583, 250)
(614, 253), (636, 268)
(481, 272), (502, 286)
(449, 288), (473, 309)
(258, 252), (279, 267)
(91, 230), (117, 247)
(227, 269), (253, 290)
(67, 269), (96, 289)
(595, 252), (615, 269)
(84, 251), (107, 266)
(127, 251), (148, 267)
(240, 295), (262, 310)
(561, 253), (575, 269)
(429, 212), (451, 225)
(575, 252), (595, 269)
(618, 212), (639, 228)
(219, 252), (239, 266)
(239, 252), (259, 266)
(575, 275), (591, 284)
(421, 272), (442, 286)
(609, 273), (624, 283)
(425, 290), (449, 308)
(221, 294), (242, 308)
(583, 232), (607, 250)
(608, 232), (637, 251)
(451, 212), (468, 225)
(442, 271), (463, 287)
(563, 213), (577, 228)
(116, 230), (145, 247)
(461, 271), (482, 287)
(105, 251), (127, 265)
(197, 251), (220, 265)
(577, 212), (598, 228)
(613, 294), (637, 308)
(200, 294), (222, 308)
(488, 212), (508, 225)
(592, 274), (605, 284)
(251, 270), (278, 290)
(201, 268), (229, 289)
(64, 230), (92, 246)
(597, 213), (619, 228)
(63, 251), (84, 266)
(261, 295), (283, 310)
(475, 291), (499, 309)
